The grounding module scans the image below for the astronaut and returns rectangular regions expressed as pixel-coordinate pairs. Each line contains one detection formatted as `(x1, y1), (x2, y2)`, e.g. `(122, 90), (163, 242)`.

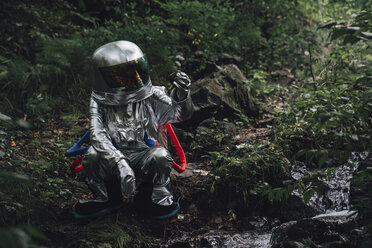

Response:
(73, 40), (193, 219)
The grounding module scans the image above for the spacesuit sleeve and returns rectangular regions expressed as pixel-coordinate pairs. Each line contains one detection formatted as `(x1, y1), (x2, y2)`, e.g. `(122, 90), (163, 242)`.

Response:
(89, 96), (125, 166)
(89, 96), (136, 195)
(153, 85), (193, 126)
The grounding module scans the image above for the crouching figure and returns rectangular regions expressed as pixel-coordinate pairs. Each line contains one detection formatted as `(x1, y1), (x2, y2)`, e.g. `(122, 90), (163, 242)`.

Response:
(74, 40), (193, 219)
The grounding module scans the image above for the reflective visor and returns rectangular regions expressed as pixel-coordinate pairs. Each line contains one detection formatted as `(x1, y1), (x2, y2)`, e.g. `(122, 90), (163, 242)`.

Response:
(99, 56), (150, 91)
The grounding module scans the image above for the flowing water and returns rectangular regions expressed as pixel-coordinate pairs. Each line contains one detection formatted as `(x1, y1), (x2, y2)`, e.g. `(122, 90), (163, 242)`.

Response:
(201, 231), (271, 248)
(291, 152), (368, 213)
(164, 152), (368, 248)
(163, 231), (271, 248)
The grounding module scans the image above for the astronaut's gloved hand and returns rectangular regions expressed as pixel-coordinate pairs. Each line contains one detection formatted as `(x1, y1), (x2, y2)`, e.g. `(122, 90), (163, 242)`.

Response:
(172, 71), (191, 90)
(117, 159), (136, 195)
(170, 71), (191, 101)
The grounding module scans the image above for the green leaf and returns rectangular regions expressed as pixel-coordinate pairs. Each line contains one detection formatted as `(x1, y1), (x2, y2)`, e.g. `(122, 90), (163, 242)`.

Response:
(303, 189), (315, 204)
(294, 149), (307, 159)
(0, 113), (12, 121)
(350, 134), (359, 141)
(0, 171), (31, 184)
(268, 191), (274, 201)
(0, 228), (37, 248)
(318, 151), (329, 168)
(317, 22), (337, 30)
(20, 225), (47, 241)
(317, 112), (331, 122)
(355, 76), (372, 84)
(361, 32), (372, 39)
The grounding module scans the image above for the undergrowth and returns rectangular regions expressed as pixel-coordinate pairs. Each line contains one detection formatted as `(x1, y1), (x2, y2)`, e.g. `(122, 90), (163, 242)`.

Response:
(1, 0), (313, 118)
(0, 0), (371, 247)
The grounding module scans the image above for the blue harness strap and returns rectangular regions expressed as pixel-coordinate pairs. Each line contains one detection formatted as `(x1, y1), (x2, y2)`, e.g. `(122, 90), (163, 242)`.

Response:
(144, 132), (157, 147)
(66, 131), (157, 158)
(66, 131), (90, 157)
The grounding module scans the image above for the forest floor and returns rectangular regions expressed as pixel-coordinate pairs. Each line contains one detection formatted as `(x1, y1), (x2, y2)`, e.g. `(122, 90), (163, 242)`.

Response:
(1, 1), (370, 247)
(3, 111), (232, 247)
(2, 77), (293, 248)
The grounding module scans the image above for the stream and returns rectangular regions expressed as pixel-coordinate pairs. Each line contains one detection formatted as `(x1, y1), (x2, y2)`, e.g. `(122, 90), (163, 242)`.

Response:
(163, 152), (368, 248)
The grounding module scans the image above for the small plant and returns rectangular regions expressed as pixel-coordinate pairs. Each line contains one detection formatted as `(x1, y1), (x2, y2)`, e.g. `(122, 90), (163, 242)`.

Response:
(210, 143), (291, 210)
(0, 170), (46, 247)
(66, 221), (135, 248)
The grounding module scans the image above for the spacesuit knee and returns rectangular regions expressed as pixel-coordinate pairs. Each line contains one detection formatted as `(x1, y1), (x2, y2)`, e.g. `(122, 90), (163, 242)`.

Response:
(137, 146), (172, 185)
(148, 146), (172, 172)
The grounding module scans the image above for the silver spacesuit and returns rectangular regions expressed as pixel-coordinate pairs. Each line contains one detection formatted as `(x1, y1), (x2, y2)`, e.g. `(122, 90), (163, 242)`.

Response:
(74, 41), (193, 218)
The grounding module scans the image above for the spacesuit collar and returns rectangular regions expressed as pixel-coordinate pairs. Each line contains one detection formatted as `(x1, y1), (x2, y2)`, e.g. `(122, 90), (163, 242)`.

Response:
(92, 80), (154, 105)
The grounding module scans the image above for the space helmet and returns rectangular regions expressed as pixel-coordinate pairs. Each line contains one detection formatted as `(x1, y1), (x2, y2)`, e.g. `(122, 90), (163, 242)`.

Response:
(91, 40), (150, 93)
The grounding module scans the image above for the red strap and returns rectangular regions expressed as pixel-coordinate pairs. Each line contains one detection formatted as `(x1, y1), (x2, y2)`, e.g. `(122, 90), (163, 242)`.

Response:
(164, 124), (187, 173)
(70, 156), (83, 172)
(69, 124), (187, 173)
(74, 164), (84, 173)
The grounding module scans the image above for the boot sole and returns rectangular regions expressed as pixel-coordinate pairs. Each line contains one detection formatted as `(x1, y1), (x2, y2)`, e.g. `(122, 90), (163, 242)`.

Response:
(150, 202), (180, 220)
(74, 203), (124, 220)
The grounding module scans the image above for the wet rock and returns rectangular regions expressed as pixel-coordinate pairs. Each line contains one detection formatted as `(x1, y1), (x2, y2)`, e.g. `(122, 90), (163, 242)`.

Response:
(222, 232), (271, 248)
(290, 161), (308, 180)
(167, 241), (192, 248)
(356, 152), (372, 171)
(289, 154), (363, 215)
(163, 229), (271, 248)
(210, 53), (243, 66)
(271, 219), (333, 244)
(271, 211), (356, 245)
(279, 195), (319, 221)
(271, 241), (304, 248)
(200, 234), (223, 248)
(187, 64), (252, 127)
(238, 216), (271, 232)
(288, 219), (342, 242)
(270, 153), (368, 247)
(350, 152), (372, 206)
(270, 220), (296, 244)
(170, 163), (195, 178)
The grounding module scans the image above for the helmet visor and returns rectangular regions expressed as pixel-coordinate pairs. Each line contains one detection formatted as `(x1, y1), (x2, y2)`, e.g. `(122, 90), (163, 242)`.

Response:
(99, 56), (150, 91)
